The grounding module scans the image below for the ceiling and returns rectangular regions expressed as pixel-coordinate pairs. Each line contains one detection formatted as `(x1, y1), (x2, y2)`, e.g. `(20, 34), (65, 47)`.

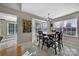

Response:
(0, 3), (21, 11)
(1, 3), (79, 19)
(22, 3), (79, 19)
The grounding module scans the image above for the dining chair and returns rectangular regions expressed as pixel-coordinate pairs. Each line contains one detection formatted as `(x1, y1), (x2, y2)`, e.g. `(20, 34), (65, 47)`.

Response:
(37, 31), (44, 46)
(55, 31), (63, 52)
(41, 33), (57, 55)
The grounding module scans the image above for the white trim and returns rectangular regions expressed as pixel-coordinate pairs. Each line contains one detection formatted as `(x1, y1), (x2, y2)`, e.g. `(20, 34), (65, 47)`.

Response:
(7, 22), (17, 35)
(7, 22), (9, 35)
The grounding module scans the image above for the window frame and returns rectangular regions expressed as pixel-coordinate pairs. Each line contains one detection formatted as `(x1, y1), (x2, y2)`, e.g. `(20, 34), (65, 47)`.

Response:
(53, 18), (78, 37)
(7, 22), (17, 35)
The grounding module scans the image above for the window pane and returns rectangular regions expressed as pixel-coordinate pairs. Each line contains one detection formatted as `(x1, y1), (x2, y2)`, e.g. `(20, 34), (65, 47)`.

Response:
(8, 23), (17, 35)
(63, 19), (77, 36)
(53, 18), (77, 36)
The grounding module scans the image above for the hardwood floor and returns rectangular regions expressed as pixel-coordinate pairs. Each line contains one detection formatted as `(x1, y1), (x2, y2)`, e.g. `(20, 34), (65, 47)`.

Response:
(28, 36), (79, 56)
(29, 42), (79, 56)
(0, 41), (32, 56)
(0, 36), (79, 56)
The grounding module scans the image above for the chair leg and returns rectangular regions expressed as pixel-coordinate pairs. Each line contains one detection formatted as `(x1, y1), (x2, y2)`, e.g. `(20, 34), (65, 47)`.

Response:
(41, 41), (44, 49)
(37, 36), (38, 41)
(54, 43), (57, 55)
(55, 47), (57, 55)
(38, 39), (40, 46)
(47, 44), (50, 49)
(61, 40), (63, 48)
(62, 43), (63, 47)
(58, 42), (61, 52)
(60, 39), (63, 48)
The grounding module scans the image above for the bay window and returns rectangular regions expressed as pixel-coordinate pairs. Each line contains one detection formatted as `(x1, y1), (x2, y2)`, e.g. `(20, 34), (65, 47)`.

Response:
(53, 18), (77, 36)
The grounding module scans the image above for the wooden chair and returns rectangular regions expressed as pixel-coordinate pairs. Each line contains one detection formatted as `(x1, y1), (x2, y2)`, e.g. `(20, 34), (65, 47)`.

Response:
(37, 31), (63, 55)
(55, 31), (63, 52)
(37, 31), (44, 46)
(41, 33), (57, 55)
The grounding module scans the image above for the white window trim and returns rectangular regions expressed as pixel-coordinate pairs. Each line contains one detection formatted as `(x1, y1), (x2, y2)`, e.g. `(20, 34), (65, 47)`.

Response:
(7, 22), (17, 35)
(53, 18), (78, 37)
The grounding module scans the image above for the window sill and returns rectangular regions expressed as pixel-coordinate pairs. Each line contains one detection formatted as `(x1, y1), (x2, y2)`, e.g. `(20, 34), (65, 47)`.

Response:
(63, 34), (79, 38)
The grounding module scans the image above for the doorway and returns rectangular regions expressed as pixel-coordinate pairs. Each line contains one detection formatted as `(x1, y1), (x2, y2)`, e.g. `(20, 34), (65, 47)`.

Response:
(0, 12), (17, 49)
(32, 18), (47, 45)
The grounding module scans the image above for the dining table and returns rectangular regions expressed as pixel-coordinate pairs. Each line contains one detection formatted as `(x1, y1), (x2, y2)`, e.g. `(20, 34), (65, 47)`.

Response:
(37, 31), (63, 55)
(43, 32), (56, 37)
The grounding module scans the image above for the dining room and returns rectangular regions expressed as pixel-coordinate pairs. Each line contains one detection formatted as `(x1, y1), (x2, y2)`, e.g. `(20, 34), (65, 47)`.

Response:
(0, 3), (79, 56)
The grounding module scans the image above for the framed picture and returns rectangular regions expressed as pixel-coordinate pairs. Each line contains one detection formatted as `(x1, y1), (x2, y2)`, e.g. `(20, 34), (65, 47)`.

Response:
(23, 19), (32, 33)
